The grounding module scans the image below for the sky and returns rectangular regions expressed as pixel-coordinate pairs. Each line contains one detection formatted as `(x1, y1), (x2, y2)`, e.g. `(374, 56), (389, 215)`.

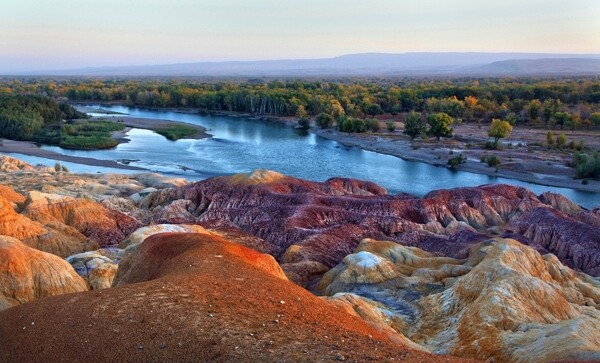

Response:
(1, 0), (599, 73)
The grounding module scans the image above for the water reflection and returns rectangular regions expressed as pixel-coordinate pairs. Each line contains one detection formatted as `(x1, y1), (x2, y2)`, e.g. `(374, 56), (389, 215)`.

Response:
(39, 105), (600, 208)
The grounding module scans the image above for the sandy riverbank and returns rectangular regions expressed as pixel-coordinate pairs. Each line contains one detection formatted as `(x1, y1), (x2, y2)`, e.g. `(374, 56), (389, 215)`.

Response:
(313, 127), (600, 193)
(91, 116), (210, 142)
(97, 106), (600, 193)
(9, 103), (598, 194)
(75, 104), (211, 142)
(0, 140), (145, 170)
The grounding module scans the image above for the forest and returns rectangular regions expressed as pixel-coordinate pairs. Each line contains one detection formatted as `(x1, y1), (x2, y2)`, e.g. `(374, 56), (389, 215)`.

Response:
(0, 95), (123, 149)
(1, 77), (599, 132)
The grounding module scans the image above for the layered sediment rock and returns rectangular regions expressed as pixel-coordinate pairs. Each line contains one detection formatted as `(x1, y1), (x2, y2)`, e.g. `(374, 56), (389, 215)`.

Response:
(0, 233), (461, 363)
(22, 191), (141, 249)
(319, 238), (600, 362)
(0, 157), (599, 362)
(509, 207), (600, 276)
(141, 170), (600, 282)
(0, 184), (25, 205)
(66, 249), (120, 289)
(0, 236), (88, 311)
(0, 155), (37, 172)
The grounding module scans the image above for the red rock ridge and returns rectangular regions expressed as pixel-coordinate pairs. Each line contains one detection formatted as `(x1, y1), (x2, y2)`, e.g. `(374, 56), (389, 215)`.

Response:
(140, 171), (600, 283)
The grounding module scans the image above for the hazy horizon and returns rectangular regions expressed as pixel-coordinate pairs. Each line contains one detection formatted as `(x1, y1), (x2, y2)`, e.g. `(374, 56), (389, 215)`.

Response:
(1, 0), (599, 73)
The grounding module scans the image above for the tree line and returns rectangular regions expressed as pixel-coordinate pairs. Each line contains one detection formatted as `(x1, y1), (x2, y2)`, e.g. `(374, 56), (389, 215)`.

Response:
(1, 77), (600, 133)
(0, 95), (86, 140)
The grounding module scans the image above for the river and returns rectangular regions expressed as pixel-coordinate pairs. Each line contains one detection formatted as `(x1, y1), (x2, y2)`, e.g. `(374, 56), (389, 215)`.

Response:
(35, 105), (600, 208)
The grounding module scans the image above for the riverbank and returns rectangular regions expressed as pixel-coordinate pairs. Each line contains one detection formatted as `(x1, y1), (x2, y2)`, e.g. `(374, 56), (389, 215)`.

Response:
(91, 116), (210, 143)
(76, 104), (211, 143)
(312, 127), (600, 193)
(0, 139), (145, 170)
(210, 109), (600, 193)
(32, 104), (600, 194)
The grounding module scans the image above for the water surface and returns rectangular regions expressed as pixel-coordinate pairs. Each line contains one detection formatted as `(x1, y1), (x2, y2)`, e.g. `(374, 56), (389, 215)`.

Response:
(38, 105), (600, 208)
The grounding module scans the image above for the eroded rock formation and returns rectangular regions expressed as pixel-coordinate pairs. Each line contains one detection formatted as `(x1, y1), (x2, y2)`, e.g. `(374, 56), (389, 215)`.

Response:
(319, 238), (600, 362)
(66, 249), (120, 289)
(0, 233), (461, 363)
(1, 157), (599, 362)
(140, 171), (600, 283)
(0, 236), (88, 311)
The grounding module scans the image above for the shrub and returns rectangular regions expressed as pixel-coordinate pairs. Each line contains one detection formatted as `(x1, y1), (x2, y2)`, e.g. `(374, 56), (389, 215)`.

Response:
(485, 154), (501, 167)
(572, 152), (600, 180)
(337, 117), (366, 133)
(448, 153), (467, 170)
(353, 118), (367, 133)
(155, 125), (199, 140)
(297, 117), (310, 130)
(386, 121), (396, 132)
(484, 141), (498, 150)
(366, 118), (380, 132)
(556, 134), (567, 149)
(546, 131), (554, 147)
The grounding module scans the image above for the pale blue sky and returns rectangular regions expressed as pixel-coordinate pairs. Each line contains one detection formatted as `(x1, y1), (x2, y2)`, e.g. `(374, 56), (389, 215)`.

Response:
(1, 0), (599, 72)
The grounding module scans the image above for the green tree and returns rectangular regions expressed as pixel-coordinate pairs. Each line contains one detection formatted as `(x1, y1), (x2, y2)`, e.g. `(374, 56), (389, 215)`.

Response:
(543, 99), (561, 127)
(566, 113), (581, 131)
(366, 103), (383, 116)
(402, 112), (426, 139)
(488, 119), (513, 149)
(338, 117), (353, 133)
(556, 133), (567, 149)
(295, 104), (308, 119)
(591, 112), (600, 127)
(366, 119), (380, 132)
(427, 112), (454, 141)
(553, 112), (571, 130)
(296, 105), (309, 129)
(315, 113), (334, 129)
(526, 99), (542, 123)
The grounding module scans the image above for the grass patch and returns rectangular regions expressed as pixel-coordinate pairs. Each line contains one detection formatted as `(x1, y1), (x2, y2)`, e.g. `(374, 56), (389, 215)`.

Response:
(155, 125), (199, 141)
(34, 120), (125, 150)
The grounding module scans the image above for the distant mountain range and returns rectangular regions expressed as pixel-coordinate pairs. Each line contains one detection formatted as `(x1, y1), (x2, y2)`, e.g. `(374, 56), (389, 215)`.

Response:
(21, 53), (600, 77)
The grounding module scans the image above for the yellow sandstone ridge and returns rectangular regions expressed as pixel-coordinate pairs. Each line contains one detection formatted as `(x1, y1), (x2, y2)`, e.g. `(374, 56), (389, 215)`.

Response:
(226, 169), (286, 185)
(0, 236), (88, 311)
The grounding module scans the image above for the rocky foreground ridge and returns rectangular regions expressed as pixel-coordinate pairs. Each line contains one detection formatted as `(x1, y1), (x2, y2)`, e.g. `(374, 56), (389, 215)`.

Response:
(0, 155), (599, 362)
